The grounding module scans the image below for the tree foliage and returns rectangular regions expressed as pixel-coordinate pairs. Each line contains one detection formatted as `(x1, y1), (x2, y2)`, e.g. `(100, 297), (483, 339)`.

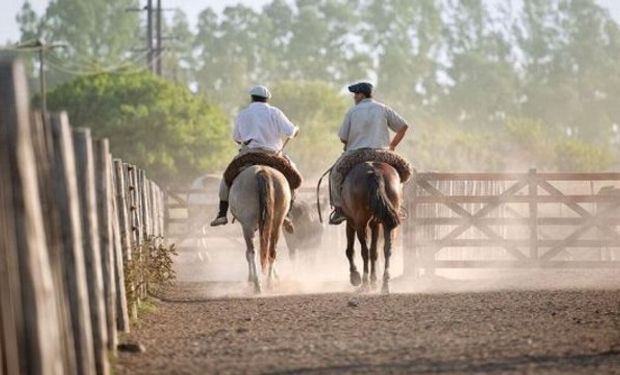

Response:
(18, 0), (620, 175)
(269, 81), (349, 176)
(47, 71), (235, 185)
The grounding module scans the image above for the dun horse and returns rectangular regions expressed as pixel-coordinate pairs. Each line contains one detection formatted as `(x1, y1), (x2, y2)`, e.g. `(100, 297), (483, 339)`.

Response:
(229, 165), (291, 293)
(341, 161), (402, 294)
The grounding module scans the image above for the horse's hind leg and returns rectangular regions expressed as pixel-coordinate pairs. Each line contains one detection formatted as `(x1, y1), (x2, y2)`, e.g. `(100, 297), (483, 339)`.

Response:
(357, 226), (370, 289)
(382, 226), (393, 294)
(266, 217), (282, 289)
(369, 223), (379, 288)
(243, 226), (261, 293)
(346, 220), (361, 286)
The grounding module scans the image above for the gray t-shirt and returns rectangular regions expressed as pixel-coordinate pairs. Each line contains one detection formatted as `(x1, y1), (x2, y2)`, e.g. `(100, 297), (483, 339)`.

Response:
(338, 99), (408, 151)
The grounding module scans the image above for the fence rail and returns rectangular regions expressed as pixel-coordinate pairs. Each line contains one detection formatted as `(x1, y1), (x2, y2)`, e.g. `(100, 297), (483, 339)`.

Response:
(1, 57), (165, 374)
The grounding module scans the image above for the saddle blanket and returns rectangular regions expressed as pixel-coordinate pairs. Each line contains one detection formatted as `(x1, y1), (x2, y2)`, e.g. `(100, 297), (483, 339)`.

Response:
(223, 151), (303, 190)
(335, 148), (414, 182)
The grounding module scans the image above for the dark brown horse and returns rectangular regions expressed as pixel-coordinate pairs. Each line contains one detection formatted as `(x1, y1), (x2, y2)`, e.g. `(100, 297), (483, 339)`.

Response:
(341, 161), (402, 293)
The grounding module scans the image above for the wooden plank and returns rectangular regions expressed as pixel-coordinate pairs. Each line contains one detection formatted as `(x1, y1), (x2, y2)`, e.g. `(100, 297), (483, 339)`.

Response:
(93, 139), (118, 355)
(136, 169), (147, 299)
(415, 172), (620, 181)
(413, 217), (620, 225)
(416, 260), (620, 269)
(113, 160), (135, 324)
(30, 111), (78, 373)
(413, 195), (620, 203)
(165, 190), (187, 206)
(72, 128), (109, 375)
(541, 201), (620, 261)
(50, 113), (96, 375)
(537, 179), (620, 241)
(416, 179), (529, 260)
(402, 182), (418, 277)
(529, 169), (539, 260)
(110, 158), (129, 333)
(140, 171), (151, 240)
(416, 239), (620, 247)
(0, 57), (64, 375)
(415, 172), (531, 181)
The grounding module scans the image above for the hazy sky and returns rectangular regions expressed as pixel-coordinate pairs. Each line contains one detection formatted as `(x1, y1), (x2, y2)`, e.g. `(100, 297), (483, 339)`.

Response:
(3, 0), (620, 44)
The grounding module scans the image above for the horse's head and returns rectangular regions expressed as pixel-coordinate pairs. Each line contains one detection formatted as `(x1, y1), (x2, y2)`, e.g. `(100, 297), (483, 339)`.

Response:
(283, 200), (324, 252)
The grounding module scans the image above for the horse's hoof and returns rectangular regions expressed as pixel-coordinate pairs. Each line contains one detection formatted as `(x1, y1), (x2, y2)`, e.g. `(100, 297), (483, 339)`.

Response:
(254, 284), (262, 294)
(358, 284), (371, 293)
(350, 271), (362, 286)
(381, 283), (390, 295)
(370, 277), (378, 289)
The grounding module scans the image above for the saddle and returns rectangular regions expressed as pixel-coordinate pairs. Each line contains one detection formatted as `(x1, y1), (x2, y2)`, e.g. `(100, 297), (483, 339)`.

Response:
(335, 149), (414, 182)
(223, 152), (303, 190)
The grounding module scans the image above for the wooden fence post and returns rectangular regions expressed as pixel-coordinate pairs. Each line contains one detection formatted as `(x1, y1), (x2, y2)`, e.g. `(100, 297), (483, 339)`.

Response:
(93, 139), (118, 354)
(50, 113), (96, 375)
(139, 171), (152, 296)
(403, 181), (418, 278)
(529, 168), (539, 263)
(114, 160), (136, 322)
(30, 111), (79, 374)
(73, 129), (109, 375)
(0, 56), (64, 375)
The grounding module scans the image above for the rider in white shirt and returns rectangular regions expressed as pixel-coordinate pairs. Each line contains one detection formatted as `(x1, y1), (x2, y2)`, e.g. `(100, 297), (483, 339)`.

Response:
(210, 85), (299, 226)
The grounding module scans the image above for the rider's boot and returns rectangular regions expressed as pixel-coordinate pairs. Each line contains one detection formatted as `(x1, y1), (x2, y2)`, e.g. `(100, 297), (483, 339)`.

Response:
(329, 206), (347, 225)
(283, 199), (295, 233)
(210, 200), (229, 226)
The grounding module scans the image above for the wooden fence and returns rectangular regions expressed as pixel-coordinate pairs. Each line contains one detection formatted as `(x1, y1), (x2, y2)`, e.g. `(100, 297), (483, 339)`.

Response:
(0, 58), (165, 374)
(402, 170), (620, 275)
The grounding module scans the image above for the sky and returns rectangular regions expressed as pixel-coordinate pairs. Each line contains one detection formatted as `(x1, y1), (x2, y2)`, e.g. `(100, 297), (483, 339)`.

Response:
(3, 0), (620, 44)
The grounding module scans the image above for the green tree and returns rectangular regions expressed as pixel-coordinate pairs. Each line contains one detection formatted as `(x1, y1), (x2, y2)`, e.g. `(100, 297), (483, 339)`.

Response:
(193, 5), (267, 112)
(47, 70), (235, 185)
(439, 0), (519, 127)
(161, 10), (196, 85)
(17, 0), (140, 64)
(269, 81), (348, 177)
(361, 0), (443, 111)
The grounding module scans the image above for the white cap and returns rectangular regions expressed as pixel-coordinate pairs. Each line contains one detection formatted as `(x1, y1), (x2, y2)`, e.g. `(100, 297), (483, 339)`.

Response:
(249, 85), (271, 99)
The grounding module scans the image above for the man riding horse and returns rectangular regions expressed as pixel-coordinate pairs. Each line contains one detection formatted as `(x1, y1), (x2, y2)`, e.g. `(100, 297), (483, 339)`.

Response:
(329, 82), (409, 225)
(210, 85), (300, 227)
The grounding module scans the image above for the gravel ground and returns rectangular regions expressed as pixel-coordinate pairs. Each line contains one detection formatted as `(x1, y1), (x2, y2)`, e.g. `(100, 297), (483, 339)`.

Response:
(116, 280), (620, 375)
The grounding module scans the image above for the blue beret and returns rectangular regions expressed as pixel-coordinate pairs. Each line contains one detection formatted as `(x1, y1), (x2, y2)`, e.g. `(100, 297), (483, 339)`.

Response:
(348, 82), (373, 95)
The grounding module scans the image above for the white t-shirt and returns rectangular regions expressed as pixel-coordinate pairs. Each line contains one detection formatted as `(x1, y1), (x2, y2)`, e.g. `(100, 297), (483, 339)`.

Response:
(233, 102), (298, 152)
(338, 99), (408, 151)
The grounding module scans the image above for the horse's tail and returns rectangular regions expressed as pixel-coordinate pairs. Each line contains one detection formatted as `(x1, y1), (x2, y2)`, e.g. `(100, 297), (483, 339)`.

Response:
(368, 170), (400, 230)
(257, 170), (273, 272)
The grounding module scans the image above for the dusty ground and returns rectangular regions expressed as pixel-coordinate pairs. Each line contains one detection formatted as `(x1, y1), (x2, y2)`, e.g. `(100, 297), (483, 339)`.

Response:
(115, 234), (620, 374)
(116, 279), (620, 374)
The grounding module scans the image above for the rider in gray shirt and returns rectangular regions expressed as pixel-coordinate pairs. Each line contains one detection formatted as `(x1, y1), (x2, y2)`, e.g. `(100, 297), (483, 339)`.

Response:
(329, 82), (409, 224)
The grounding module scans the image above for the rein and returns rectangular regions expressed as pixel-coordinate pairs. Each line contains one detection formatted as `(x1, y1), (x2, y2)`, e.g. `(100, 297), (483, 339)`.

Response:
(316, 167), (332, 224)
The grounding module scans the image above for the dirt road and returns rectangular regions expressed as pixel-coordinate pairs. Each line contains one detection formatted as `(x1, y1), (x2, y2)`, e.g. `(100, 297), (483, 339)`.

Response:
(116, 281), (620, 374)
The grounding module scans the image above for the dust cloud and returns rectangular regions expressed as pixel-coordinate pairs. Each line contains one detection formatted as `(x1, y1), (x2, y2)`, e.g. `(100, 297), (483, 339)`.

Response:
(171, 220), (620, 299)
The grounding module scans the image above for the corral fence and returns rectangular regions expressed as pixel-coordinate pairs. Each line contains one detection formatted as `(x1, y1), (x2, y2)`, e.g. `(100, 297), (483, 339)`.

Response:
(164, 184), (341, 252)
(1, 58), (165, 374)
(402, 169), (620, 276)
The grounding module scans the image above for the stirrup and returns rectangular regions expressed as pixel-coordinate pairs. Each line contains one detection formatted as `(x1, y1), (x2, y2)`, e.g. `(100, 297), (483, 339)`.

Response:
(210, 216), (228, 227)
(329, 209), (346, 225)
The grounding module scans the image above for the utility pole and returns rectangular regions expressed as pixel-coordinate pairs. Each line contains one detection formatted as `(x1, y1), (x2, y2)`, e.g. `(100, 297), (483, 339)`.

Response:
(155, 0), (162, 76)
(146, 0), (154, 72)
(127, 0), (172, 75)
(16, 39), (65, 115)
